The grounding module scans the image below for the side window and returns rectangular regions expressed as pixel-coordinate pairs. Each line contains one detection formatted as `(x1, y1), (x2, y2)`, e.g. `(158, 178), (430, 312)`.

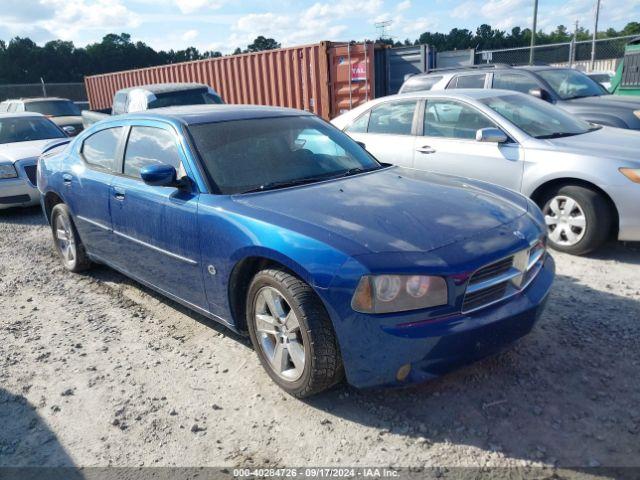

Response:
(424, 100), (496, 140)
(124, 126), (183, 179)
(112, 92), (128, 115)
(492, 73), (539, 94)
(367, 101), (417, 135)
(81, 127), (123, 170)
(346, 111), (370, 133)
(449, 74), (486, 89)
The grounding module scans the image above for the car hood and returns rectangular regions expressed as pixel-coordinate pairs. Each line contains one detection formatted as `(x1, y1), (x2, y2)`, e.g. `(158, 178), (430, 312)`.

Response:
(0, 139), (54, 164)
(565, 94), (640, 110)
(233, 167), (529, 255)
(543, 126), (640, 162)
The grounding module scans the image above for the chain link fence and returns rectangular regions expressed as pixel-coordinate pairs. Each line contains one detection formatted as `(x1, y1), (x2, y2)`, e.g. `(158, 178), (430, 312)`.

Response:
(475, 35), (637, 70)
(0, 82), (87, 102)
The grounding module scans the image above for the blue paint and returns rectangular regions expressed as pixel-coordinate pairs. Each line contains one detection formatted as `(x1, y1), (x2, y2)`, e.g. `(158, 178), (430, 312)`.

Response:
(39, 106), (554, 389)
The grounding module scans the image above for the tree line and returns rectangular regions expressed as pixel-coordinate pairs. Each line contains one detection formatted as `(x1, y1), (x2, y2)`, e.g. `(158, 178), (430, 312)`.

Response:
(0, 22), (638, 84)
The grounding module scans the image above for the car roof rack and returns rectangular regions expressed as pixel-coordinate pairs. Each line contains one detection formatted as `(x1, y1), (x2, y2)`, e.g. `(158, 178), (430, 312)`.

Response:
(424, 63), (512, 74)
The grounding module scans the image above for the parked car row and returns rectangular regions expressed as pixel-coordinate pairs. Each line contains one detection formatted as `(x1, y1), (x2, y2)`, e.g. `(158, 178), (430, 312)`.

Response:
(2, 67), (637, 398)
(0, 97), (84, 136)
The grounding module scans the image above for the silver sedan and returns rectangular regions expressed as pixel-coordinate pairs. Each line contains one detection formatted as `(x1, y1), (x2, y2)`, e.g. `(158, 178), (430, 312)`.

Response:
(0, 113), (68, 210)
(332, 89), (640, 255)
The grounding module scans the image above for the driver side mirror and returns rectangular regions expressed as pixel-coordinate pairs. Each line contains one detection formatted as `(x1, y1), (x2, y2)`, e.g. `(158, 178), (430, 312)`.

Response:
(140, 163), (178, 187)
(356, 141), (366, 150)
(528, 88), (553, 102)
(62, 125), (77, 136)
(476, 128), (508, 144)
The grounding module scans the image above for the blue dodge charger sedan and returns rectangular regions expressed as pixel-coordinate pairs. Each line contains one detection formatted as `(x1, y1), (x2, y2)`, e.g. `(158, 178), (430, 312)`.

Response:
(38, 105), (555, 397)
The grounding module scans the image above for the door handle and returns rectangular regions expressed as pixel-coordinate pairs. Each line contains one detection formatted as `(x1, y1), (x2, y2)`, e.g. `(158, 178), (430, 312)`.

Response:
(62, 173), (73, 186)
(113, 187), (126, 201)
(416, 145), (436, 154)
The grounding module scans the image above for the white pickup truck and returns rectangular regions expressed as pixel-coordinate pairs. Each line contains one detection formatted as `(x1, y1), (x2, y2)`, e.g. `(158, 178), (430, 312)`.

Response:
(82, 83), (223, 128)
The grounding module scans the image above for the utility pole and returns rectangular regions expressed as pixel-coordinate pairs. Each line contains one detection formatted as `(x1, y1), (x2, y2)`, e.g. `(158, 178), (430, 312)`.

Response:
(590, 0), (601, 70)
(569, 20), (579, 67)
(529, 0), (538, 65)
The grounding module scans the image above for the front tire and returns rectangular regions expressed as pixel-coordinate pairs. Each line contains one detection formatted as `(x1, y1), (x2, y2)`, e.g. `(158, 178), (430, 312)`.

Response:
(541, 185), (611, 255)
(246, 268), (343, 398)
(50, 204), (92, 272)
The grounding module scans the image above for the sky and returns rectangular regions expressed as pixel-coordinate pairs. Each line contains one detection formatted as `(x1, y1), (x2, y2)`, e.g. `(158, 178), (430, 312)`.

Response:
(0, 0), (638, 54)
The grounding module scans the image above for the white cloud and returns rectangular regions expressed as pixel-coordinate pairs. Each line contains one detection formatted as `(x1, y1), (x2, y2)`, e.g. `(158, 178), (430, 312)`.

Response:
(182, 29), (198, 41)
(396, 0), (411, 12)
(173, 0), (224, 14)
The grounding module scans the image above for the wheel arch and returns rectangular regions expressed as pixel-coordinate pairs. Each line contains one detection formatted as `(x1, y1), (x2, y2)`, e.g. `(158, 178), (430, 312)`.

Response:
(227, 253), (316, 333)
(43, 190), (65, 224)
(529, 177), (619, 238)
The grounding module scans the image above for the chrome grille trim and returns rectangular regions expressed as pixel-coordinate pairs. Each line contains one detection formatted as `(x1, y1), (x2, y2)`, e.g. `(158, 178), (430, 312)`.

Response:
(462, 241), (546, 314)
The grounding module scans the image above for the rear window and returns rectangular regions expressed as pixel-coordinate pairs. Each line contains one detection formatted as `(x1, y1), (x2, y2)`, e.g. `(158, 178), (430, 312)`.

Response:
(25, 100), (81, 117)
(401, 75), (443, 93)
(147, 89), (223, 109)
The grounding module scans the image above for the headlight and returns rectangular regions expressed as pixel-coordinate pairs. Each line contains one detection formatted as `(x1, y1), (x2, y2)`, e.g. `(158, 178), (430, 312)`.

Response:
(0, 164), (18, 179)
(620, 168), (640, 183)
(634, 110), (640, 120)
(351, 274), (448, 314)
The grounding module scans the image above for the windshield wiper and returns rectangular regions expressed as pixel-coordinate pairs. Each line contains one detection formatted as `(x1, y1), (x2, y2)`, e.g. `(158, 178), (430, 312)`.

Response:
(535, 132), (584, 139)
(241, 172), (343, 194)
(241, 166), (383, 194)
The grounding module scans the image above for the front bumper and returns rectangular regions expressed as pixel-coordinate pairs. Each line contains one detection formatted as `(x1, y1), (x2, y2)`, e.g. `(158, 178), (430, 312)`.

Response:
(0, 161), (39, 210)
(606, 184), (640, 241)
(330, 254), (555, 389)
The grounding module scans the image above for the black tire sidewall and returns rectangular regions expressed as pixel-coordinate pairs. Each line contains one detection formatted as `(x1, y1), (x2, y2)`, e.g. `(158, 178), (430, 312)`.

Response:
(246, 272), (314, 395)
(541, 185), (611, 255)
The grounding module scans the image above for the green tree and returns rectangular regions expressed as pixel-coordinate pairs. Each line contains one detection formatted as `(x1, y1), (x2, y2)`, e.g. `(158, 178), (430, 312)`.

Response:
(247, 36), (281, 52)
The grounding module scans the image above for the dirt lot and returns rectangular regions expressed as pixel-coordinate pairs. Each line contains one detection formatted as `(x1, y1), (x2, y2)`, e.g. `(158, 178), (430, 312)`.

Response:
(1, 207), (639, 473)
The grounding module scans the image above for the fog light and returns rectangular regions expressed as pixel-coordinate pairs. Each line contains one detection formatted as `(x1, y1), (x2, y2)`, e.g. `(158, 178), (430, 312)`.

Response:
(396, 363), (411, 382)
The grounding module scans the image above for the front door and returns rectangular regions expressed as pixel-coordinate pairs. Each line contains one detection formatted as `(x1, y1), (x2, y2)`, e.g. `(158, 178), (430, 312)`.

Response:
(414, 98), (524, 192)
(108, 124), (206, 309)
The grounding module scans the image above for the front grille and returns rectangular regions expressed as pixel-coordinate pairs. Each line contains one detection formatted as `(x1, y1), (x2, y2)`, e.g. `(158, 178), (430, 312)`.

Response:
(462, 281), (509, 312)
(468, 256), (514, 285)
(462, 242), (546, 314)
(23, 165), (37, 186)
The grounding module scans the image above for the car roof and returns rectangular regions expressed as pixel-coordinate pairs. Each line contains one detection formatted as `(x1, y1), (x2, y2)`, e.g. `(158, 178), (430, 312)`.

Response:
(123, 104), (313, 125)
(395, 88), (525, 101)
(117, 83), (210, 95)
(0, 112), (45, 118)
(1, 97), (72, 103)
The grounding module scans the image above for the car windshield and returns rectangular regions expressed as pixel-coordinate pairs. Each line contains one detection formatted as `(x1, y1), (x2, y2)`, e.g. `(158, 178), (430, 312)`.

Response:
(537, 69), (607, 100)
(189, 115), (382, 194)
(0, 117), (66, 144)
(480, 94), (597, 139)
(148, 89), (223, 109)
(25, 100), (81, 117)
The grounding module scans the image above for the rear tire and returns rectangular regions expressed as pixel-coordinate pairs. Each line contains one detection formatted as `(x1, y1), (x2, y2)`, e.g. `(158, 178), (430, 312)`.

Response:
(246, 268), (344, 398)
(540, 185), (611, 255)
(50, 204), (92, 272)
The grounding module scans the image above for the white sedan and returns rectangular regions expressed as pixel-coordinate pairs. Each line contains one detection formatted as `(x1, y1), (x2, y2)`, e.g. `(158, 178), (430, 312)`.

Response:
(0, 113), (68, 209)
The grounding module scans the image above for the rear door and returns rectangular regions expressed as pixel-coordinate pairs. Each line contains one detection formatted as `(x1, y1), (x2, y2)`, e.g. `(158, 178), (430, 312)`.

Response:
(344, 99), (419, 167)
(108, 123), (206, 308)
(70, 126), (124, 258)
(413, 98), (523, 191)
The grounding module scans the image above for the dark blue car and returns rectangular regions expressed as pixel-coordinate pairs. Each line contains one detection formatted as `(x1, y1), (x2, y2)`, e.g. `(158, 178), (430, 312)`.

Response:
(38, 105), (554, 397)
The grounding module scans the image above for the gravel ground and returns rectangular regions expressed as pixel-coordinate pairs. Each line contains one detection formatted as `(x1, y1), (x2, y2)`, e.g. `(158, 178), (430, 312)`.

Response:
(1, 207), (639, 474)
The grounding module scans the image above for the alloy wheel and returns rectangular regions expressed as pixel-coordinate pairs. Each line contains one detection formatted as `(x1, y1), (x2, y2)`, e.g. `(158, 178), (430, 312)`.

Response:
(544, 195), (587, 247)
(55, 214), (76, 268)
(253, 286), (306, 382)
